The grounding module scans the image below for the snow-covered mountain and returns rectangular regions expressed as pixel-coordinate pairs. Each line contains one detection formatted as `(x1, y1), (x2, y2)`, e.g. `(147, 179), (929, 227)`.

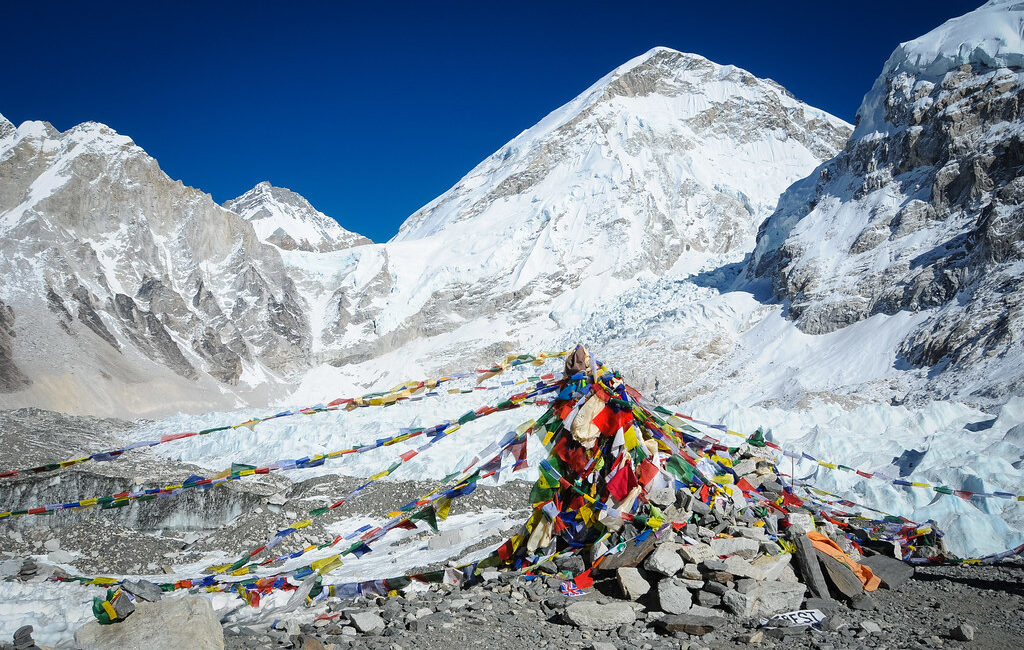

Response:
(317, 48), (851, 367)
(224, 181), (370, 252)
(749, 0), (1024, 405)
(0, 46), (854, 416)
(0, 116), (309, 416)
(15, 20), (1022, 418)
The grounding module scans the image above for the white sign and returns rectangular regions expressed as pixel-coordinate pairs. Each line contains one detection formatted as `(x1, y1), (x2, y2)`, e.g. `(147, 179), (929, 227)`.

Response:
(761, 609), (827, 628)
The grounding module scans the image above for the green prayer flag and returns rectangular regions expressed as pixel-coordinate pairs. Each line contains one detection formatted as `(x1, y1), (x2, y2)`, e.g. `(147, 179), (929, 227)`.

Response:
(665, 455), (696, 483)
(410, 507), (438, 532)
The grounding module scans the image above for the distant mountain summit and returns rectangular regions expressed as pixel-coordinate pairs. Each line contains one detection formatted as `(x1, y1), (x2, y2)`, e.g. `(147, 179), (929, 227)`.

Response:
(225, 181), (369, 252)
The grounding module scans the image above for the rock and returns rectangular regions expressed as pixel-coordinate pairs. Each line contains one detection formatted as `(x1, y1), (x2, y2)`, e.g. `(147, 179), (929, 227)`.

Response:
(860, 554), (914, 589)
(43, 539), (60, 552)
(597, 535), (657, 572)
(294, 635), (328, 650)
(680, 563), (702, 580)
(737, 630), (765, 644)
(687, 605), (726, 618)
(816, 550), (865, 600)
(591, 643), (618, 650)
(850, 593), (877, 610)
(793, 535), (832, 601)
(765, 625), (808, 640)
(644, 543), (684, 576)
(656, 578), (692, 614)
(703, 581), (728, 596)
(722, 556), (764, 580)
(733, 459), (757, 476)
(74, 595), (224, 650)
(564, 602), (636, 630)
(616, 567), (651, 601)
(685, 494), (712, 516)
(554, 554), (586, 575)
(648, 487), (677, 509)
(0, 558), (21, 579)
(950, 623), (975, 642)
(860, 620), (882, 634)
(122, 579), (164, 603)
(13, 625), (38, 650)
(760, 540), (783, 555)
(695, 590), (721, 607)
(268, 492), (288, 506)
(701, 558), (728, 572)
(654, 613), (722, 636)
(803, 597), (841, 614)
(751, 553), (792, 581)
(348, 612), (385, 635)
(710, 536), (760, 559)
(786, 513), (816, 535)
(722, 582), (806, 617)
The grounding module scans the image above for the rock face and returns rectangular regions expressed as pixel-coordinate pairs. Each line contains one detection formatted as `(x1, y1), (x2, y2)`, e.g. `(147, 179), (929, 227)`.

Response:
(0, 298), (30, 392)
(0, 114), (317, 415)
(73, 595), (224, 650)
(749, 0), (1024, 404)
(224, 181), (370, 252)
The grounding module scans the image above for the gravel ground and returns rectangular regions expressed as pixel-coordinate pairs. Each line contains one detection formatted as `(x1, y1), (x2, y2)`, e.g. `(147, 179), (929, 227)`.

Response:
(224, 558), (1024, 650)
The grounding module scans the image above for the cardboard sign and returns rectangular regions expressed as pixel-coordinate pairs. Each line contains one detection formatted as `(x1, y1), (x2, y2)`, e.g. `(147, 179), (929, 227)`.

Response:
(762, 609), (827, 628)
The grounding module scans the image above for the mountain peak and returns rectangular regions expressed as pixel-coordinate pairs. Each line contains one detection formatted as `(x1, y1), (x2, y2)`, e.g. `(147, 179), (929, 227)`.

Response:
(393, 48), (851, 242)
(225, 182), (370, 252)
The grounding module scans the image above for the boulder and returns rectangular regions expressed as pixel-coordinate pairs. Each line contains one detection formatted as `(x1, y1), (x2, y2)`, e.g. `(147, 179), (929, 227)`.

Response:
(647, 487), (677, 509)
(564, 602), (636, 630)
(644, 543), (684, 576)
(709, 536), (760, 559)
(656, 578), (692, 615)
(616, 567), (650, 601)
(74, 595), (224, 650)
(751, 553), (792, 581)
(816, 550), (865, 600)
(861, 554), (914, 589)
(348, 611), (385, 635)
(722, 582), (806, 617)
(678, 543), (716, 564)
(597, 535), (657, 572)
(722, 555), (764, 580)
(793, 535), (832, 601)
(950, 623), (975, 642)
(786, 513), (815, 535)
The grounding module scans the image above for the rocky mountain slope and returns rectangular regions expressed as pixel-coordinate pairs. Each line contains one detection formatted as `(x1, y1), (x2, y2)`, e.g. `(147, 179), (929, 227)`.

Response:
(0, 116), (310, 415)
(224, 181), (370, 252)
(749, 0), (1024, 404)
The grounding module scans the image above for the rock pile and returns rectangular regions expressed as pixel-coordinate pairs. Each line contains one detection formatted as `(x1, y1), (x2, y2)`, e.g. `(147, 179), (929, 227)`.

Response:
(558, 443), (904, 640)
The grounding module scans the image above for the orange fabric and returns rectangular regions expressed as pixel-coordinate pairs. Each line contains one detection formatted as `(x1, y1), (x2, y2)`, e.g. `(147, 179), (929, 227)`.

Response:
(806, 531), (881, 592)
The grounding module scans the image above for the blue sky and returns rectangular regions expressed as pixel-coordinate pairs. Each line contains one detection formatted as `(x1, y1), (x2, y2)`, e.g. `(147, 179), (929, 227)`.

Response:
(1, 1), (979, 242)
